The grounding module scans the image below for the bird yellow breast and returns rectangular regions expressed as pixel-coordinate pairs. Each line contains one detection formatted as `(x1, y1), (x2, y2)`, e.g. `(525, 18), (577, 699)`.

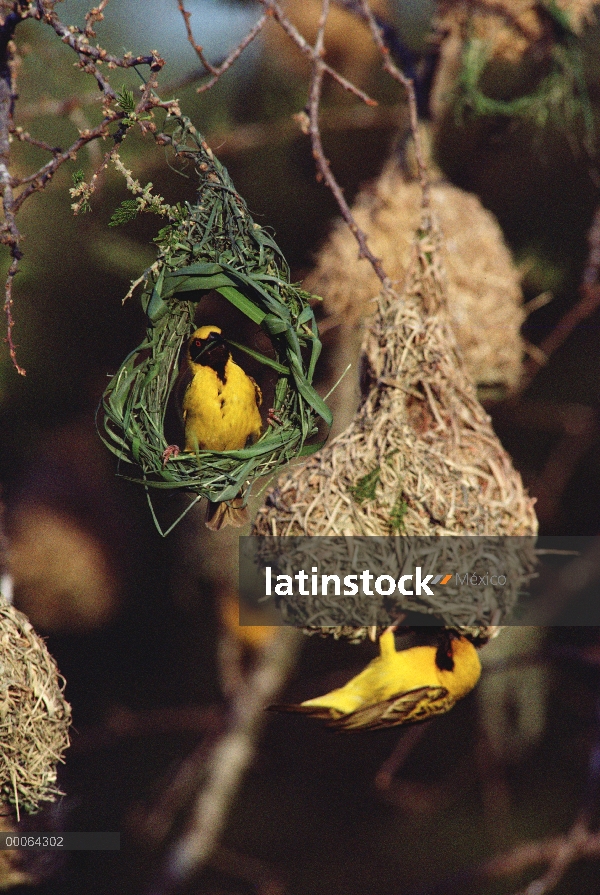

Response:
(183, 358), (262, 452)
(300, 631), (481, 717)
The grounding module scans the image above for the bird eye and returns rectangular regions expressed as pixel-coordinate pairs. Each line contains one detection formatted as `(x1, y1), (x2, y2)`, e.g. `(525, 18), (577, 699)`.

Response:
(195, 339), (201, 346)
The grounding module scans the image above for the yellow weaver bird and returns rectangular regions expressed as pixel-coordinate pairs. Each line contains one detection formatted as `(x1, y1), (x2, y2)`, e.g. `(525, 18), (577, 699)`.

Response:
(272, 629), (481, 731)
(169, 325), (263, 530)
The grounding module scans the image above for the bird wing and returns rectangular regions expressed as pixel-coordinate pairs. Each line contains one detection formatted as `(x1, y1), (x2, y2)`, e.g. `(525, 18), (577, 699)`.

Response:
(327, 686), (452, 731)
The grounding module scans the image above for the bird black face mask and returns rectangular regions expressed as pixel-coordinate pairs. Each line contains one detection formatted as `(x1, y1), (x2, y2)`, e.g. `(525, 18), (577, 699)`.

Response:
(188, 331), (229, 380)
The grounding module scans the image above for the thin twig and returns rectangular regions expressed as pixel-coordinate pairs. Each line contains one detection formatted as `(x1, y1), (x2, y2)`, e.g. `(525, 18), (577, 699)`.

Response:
(147, 627), (301, 895)
(258, 0), (390, 285)
(308, 0), (389, 283)
(356, 0), (430, 210)
(520, 203), (600, 390)
(178, 0), (268, 94)
(0, 6), (24, 374)
(0, 0), (173, 372)
(260, 0), (377, 106)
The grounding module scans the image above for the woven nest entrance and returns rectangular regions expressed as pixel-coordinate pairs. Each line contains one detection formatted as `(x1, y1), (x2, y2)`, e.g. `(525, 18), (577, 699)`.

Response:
(100, 118), (330, 531)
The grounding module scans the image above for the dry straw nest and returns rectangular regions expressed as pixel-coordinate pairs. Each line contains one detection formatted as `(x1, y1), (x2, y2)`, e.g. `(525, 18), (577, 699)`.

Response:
(254, 209), (538, 637)
(306, 161), (525, 401)
(0, 601), (70, 817)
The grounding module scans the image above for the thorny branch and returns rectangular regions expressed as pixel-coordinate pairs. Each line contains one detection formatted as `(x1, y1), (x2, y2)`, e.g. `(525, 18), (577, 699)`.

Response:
(0, 0), (170, 374)
(1, 0), (431, 373)
(260, 0), (392, 286)
(0, 4), (24, 373)
(178, 0), (268, 94)
(178, 0), (428, 288)
(259, 0), (377, 105)
(306, 0), (389, 283)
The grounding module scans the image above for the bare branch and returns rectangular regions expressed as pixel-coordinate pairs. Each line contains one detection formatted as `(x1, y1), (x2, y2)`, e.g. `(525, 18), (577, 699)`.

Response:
(177, 0), (268, 94)
(307, 0), (388, 283)
(482, 818), (600, 895)
(519, 203), (600, 391)
(356, 0), (431, 210)
(261, 0), (377, 105)
(147, 627), (301, 895)
(0, 5), (25, 374)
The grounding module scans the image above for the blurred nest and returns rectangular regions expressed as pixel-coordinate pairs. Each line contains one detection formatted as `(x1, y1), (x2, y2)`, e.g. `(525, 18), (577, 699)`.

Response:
(254, 212), (537, 637)
(262, 0), (391, 89)
(431, 0), (598, 135)
(101, 116), (330, 530)
(8, 505), (118, 634)
(306, 161), (525, 402)
(0, 601), (70, 818)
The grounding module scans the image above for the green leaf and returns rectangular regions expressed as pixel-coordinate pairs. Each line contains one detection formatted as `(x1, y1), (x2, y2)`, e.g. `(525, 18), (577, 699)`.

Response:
(297, 306), (314, 325)
(166, 262), (224, 278)
(216, 285), (267, 325)
(225, 339), (289, 374)
(116, 86), (136, 114)
(349, 467), (381, 504)
(143, 268), (168, 322)
(289, 368), (332, 426)
(109, 199), (140, 227)
(262, 314), (288, 336)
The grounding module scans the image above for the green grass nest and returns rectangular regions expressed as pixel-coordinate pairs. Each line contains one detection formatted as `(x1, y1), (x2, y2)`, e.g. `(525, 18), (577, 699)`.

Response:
(100, 116), (331, 533)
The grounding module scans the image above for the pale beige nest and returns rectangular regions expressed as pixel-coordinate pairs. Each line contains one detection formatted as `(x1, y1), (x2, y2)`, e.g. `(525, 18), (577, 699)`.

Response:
(0, 601), (71, 818)
(305, 162), (525, 414)
(8, 504), (118, 634)
(262, 0), (391, 89)
(254, 216), (537, 634)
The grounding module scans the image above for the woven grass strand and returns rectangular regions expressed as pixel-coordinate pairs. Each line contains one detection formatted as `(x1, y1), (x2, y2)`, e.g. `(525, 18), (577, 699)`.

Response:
(254, 212), (538, 638)
(100, 115), (329, 526)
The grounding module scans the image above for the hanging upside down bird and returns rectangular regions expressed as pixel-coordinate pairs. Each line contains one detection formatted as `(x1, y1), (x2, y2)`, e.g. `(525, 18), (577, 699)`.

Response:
(271, 628), (482, 731)
(163, 325), (263, 530)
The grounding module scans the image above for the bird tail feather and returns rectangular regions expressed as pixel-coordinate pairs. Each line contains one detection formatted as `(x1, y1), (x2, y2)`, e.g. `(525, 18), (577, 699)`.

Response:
(268, 703), (339, 720)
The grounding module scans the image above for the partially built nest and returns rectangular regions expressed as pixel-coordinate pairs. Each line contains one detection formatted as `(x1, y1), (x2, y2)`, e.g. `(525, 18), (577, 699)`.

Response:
(306, 161), (525, 401)
(431, 0), (598, 133)
(436, 0), (598, 66)
(101, 116), (330, 532)
(254, 213), (538, 637)
(0, 601), (71, 818)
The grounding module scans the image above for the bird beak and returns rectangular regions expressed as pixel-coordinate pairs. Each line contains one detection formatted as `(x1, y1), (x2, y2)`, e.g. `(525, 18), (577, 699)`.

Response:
(189, 332), (224, 363)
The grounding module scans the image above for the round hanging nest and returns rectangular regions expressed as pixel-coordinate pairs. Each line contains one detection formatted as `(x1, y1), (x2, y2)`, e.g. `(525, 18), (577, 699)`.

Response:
(254, 209), (538, 638)
(0, 600), (71, 818)
(306, 159), (526, 400)
(100, 117), (330, 528)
